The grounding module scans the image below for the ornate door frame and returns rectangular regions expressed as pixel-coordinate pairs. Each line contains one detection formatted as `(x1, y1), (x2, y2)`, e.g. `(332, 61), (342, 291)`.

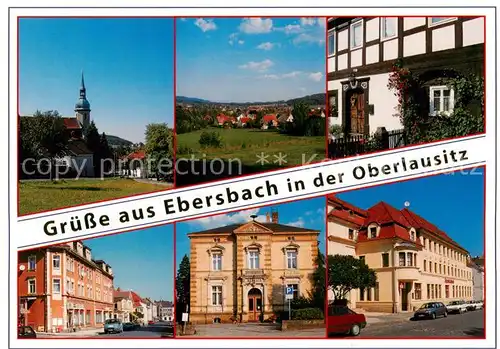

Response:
(341, 77), (370, 136)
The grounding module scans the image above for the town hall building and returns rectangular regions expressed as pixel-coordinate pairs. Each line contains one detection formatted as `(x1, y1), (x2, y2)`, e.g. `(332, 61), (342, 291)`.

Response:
(188, 211), (320, 324)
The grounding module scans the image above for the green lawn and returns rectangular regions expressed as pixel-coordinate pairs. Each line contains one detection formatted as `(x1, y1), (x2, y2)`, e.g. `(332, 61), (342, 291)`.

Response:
(19, 178), (170, 215)
(177, 128), (326, 166)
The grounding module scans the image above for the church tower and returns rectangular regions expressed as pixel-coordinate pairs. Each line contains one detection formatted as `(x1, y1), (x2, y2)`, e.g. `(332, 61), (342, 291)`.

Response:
(75, 72), (91, 130)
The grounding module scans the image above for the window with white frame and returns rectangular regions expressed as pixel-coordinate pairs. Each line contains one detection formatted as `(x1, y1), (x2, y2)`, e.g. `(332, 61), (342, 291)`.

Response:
(350, 20), (363, 49)
(248, 250), (260, 269)
(52, 278), (61, 294)
(286, 250), (298, 269)
(27, 278), (36, 294)
(212, 253), (222, 271)
(211, 286), (222, 306)
(328, 30), (335, 56)
(28, 256), (36, 271)
(381, 17), (397, 40)
(52, 255), (61, 271)
(430, 86), (454, 115)
(429, 17), (457, 27)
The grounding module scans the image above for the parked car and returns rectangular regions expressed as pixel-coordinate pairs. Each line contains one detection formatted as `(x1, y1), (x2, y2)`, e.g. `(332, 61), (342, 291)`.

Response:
(104, 319), (123, 334)
(328, 305), (367, 336)
(466, 301), (478, 311)
(123, 322), (140, 331)
(446, 300), (468, 314)
(18, 325), (37, 338)
(413, 302), (447, 320)
(476, 300), (484, 309)
(148, 320), (155, 325)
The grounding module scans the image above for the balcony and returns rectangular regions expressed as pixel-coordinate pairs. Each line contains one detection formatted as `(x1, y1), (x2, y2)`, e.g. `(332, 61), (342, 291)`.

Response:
(396, 266), (421, 281)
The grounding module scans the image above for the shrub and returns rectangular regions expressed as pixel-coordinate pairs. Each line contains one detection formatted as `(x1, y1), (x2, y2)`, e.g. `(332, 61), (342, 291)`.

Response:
(198, 131), (223, 148)
(291, 307), (324, 320)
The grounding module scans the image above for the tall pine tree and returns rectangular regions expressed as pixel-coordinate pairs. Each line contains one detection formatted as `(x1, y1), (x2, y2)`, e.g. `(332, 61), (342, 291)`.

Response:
(175, 255), (190, 321)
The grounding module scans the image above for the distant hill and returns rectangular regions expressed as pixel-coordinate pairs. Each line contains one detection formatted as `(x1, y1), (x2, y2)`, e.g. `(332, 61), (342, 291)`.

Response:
(176, 96), (212, 104)
(176, 93), (325, 106)
(106, 135), (134, 148)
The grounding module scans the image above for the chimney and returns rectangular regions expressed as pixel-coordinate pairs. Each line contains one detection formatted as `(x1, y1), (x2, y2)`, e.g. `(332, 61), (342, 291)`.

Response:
(266, 212), (270, 223)
(272, 211), (279, 223)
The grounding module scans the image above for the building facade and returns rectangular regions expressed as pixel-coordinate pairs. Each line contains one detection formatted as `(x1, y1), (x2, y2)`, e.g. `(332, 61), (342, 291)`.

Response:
(157, 301), (174, 321)
(470, 256), (485, 301)
(188, 211), (320, 324)
(327, 17), (484, 136)
(113, 289), (134, 323)
(328, 196), (474, 313)
(18, 241), (114, 333)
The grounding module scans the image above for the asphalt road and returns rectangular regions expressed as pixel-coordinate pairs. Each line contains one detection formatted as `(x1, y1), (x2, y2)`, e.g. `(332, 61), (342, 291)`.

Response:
(358, 309), (485, 338)
(37, 324), (174, 338)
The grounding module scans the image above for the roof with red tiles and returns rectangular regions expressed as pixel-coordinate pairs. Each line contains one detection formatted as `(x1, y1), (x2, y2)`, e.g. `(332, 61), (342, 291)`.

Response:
(127, 150), (146, 160)
(327, 194), (367, 217)
(63, 117), (81, 130)
(263, 114), (278, 122)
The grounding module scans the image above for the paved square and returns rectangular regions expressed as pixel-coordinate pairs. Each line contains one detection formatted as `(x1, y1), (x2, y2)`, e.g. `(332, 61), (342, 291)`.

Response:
(185, 323), (325, 338)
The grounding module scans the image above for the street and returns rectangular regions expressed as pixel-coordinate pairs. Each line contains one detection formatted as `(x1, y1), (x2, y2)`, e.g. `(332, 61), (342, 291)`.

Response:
(37, 323), (174, 338)
(184, 322), (324, 337)
(339, 309), (484, 338)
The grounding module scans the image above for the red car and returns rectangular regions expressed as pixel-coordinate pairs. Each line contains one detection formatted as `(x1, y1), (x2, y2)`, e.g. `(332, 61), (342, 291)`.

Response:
(148, 320), (154, 325)
(328, 305), (366, 336)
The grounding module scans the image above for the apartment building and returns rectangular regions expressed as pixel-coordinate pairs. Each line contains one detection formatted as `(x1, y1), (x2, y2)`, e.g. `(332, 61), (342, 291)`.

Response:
(157, 301), (174, 321)
(327, 195), (474, 313)
(470, 256), (485, 301)
(18, 241), (114, 332)
(188, 210), (320, 323)
(327, 17), (484, 136)
(113, 289), (134, 323)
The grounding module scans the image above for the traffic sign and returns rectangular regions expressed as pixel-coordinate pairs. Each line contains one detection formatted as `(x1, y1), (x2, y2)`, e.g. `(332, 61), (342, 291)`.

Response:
(285, 286), (294, 300)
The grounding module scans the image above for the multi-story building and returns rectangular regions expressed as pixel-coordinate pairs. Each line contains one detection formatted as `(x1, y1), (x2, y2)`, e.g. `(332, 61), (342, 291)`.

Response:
(328, 195), (474, 313)
(327, 16), (484, 136)
(327, 195), (368, 308)
(18, 241), (114, 332)
(157, 301), (174, 321)
(113, 289), (134, 323)
(188, 210), (320, 323)
(470, 256), (485, 301)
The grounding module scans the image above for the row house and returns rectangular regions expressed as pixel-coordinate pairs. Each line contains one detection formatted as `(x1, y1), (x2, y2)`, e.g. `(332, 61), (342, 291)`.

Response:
(327, 195), (476, 313)
(18, 241), (114, 333)
(327, 16), (484, 137)
(113, 289), (134, 323)
(188, 210), (319, 324)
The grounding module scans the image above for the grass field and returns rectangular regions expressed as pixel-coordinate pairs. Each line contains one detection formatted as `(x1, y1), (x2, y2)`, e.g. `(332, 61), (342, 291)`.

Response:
(177, 128), (326, 166)
(19, 178), (170, 215)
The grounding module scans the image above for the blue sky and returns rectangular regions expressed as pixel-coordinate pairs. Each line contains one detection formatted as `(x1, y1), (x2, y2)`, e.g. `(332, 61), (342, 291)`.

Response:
(19, 18), (174, 143)
(84, 225), (174, 301)
(176, 17), (326, 103)
(337, 168), (485, 257)
(176, 197), (326, 266)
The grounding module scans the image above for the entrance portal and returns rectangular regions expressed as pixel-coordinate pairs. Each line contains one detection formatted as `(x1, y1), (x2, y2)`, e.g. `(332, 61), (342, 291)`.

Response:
(347, 90), (366, 135)
(248, 288), (263, 322)
(401, 282), (411, 311)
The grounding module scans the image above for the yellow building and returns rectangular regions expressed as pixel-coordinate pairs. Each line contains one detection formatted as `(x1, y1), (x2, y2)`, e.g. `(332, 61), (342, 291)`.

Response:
(328, 195), (473, 313)
(188, 211), (320, 324)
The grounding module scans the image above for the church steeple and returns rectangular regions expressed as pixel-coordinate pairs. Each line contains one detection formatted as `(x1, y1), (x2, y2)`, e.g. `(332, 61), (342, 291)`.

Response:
(75, 71), (91, 129)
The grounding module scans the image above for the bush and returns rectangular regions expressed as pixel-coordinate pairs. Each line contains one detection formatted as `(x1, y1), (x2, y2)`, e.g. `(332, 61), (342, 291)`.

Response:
(291, 307), (324, 320)
(198, 131), (223, 148)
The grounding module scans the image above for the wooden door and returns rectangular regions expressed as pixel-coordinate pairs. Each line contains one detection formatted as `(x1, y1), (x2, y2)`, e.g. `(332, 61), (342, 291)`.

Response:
(248, 290), (263, 322)
(349, 92), (365, 135)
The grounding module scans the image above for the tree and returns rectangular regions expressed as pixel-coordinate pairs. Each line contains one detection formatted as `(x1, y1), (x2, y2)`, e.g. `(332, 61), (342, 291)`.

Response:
(176, 255), (191, 306)
(309, 248), (326, 309)
(99, 132), (112, 174)
(144, 123), (173, 181)
(20, 110), (68, 180)
(328, 254), (377, 301)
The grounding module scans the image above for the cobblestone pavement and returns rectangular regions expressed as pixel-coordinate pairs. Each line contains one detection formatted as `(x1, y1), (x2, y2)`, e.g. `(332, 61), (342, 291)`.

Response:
(185, 322), (325, 338)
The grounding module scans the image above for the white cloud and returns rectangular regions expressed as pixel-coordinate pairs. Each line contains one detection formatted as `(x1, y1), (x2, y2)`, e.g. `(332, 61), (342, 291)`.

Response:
(194, 18), (217, 32)
(308, 72), (323, 82)
(282, 71), (301, 78)
(293, 33), (324, 45)
(190, 209), (266, 230)
(228, 32), (238, 45)
(300, 17), (317, 26)
(282, 24), (303, 35)
(285, 217), (306, 228)
(262, 74), (280, 79)
(238, 40), (245, 45)
(239, 59), (274, 72)
(256, 42), (275, 50)
(239, 18), (273, 34)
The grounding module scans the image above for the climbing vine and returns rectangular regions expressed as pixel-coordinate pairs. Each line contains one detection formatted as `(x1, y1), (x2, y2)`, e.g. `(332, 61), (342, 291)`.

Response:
(387, 59), (484, 144)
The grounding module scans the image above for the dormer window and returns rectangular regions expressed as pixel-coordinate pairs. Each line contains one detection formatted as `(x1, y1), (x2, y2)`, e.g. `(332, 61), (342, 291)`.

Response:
(409, 228), (416, 241)
(369, 227), (377, 239)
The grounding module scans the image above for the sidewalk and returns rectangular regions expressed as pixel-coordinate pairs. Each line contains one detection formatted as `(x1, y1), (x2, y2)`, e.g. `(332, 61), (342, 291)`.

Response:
(355, 311), (413, 325)
(39, 327), (103, 337)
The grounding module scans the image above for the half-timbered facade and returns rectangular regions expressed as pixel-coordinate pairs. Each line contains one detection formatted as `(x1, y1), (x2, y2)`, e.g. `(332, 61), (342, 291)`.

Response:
(327, 17), (485, 136)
